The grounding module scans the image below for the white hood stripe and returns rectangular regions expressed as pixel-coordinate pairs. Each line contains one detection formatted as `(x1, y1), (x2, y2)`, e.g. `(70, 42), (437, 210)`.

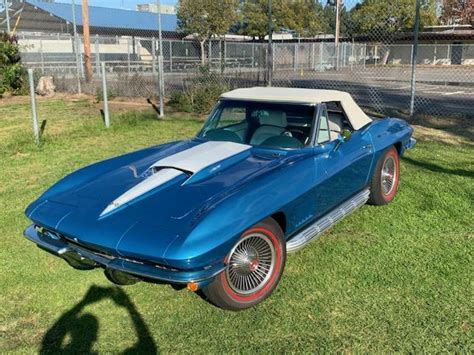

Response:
(151, 141), (251, 173)
(100, 141), (251, 217)
(100, 168), (184, 217)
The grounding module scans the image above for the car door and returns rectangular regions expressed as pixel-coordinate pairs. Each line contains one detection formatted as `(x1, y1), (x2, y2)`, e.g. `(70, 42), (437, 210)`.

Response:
(312, 104), (374, 217)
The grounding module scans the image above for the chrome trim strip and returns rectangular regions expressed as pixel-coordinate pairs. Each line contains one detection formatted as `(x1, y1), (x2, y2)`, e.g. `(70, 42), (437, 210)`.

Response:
(286, 188), (370, 253)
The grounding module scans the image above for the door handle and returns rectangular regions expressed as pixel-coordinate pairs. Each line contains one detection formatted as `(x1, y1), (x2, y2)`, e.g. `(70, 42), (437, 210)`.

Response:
(362, 144), (373, 150)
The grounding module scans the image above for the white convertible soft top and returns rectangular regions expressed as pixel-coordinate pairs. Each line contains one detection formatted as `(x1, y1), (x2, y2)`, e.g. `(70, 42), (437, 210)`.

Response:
(220, 87), (372, 130)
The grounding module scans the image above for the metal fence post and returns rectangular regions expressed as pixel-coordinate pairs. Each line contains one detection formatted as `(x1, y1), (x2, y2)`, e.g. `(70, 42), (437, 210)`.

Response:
(78, 37), (84, 77)
(363, 43), (366, 69)
(169, 41), (173, 72)
(311, 43), (315, 70)
(152, 37), (156, 77)
(219, 38), (223, 70)
(251, 42), (255, 68)
(71, 0), (82, 93)
(95, 35), (100, 75)
(4, 0), (11, 33)
(39, 39), (45, 74)
(158, 55), (164, 117)
(28, 69), (40, 144)
(223, 39), (227, 71)
(294, 43), (297, 70)
(343, 43), (347, 67)
(271, 43), (275, 72)
(319, 42), (323, 72)
(208, 39), (212, 66)
(101, 62), (110, 128)
(409, 0), (421, 117)
(350, 41), (354, 70)
(127, 37), (131, 75)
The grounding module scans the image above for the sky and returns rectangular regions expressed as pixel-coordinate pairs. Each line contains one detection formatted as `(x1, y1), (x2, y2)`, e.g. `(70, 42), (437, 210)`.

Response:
(56, 0), (178, 10)
(53, 1), (358, 11)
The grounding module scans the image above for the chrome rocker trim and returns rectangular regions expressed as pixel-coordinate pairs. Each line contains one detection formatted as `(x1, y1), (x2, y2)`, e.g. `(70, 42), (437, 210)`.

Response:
(23, 225), (226, 284)
(286, 188), (370, 253)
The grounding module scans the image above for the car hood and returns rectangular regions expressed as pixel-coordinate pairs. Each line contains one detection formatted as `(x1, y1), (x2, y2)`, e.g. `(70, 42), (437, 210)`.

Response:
(26, 139), (293, 263)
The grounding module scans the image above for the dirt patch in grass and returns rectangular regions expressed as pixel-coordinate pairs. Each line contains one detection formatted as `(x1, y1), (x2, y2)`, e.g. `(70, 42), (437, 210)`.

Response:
(412, 124), (472, 146)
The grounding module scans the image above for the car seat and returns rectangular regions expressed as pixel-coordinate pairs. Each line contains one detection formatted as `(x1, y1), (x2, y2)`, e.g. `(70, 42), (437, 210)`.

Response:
(250, 110), (288, 145)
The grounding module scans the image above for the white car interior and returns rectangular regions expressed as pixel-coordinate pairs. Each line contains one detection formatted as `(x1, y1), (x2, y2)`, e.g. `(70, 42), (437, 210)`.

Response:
(201, 96), (358, 149)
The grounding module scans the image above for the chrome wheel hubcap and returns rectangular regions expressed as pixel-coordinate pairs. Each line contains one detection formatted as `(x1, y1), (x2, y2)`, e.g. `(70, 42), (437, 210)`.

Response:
(381, 156), (396, 195)
(226, 233), (276, 295)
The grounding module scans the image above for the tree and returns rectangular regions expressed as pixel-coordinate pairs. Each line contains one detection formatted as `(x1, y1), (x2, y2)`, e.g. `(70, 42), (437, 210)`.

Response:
(177, 0), (239, 64)
(440, 0), (473, 25)
(0, 33), (26, 96)
(239, 0), (329, 40)
(322, 4), (357, 38)
(350, 0), (438, 40)
(287, 1), (329, 37)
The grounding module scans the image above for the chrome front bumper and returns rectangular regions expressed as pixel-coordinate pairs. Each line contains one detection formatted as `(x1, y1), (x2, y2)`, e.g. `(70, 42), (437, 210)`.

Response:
(23, 224), (225, 284)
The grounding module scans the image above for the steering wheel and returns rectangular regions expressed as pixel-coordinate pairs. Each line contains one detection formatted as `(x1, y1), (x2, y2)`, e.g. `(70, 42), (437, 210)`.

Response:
(287, 129), (306, 142)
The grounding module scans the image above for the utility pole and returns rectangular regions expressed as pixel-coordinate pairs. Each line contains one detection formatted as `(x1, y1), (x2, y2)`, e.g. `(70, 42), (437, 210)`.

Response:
(267, 0), (273, 86)
(157, 0), (164, 117)
(4, 0), (10, 33)
(82, 0), (93, 82)
(409, 0), (421, 117)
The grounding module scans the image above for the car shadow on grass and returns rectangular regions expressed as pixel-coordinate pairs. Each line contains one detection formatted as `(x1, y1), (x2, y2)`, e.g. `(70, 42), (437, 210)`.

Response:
(403, 156), (474, 178)
(39, 285), (158, 354)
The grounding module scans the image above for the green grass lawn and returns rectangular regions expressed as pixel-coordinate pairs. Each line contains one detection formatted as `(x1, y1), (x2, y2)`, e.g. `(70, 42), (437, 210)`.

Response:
(0, 97), (472, 353)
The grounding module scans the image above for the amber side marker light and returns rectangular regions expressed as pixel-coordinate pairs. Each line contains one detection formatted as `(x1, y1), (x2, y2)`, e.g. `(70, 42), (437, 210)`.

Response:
(187, 282), (199, 292)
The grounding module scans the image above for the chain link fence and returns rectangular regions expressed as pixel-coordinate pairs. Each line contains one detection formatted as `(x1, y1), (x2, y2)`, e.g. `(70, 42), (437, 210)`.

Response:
(13, 0), (474, 121)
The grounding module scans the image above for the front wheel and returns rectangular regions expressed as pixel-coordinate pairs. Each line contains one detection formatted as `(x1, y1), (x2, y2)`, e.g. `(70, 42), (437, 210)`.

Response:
(203, 218), (286, 311)
(368, 146), (400, 205)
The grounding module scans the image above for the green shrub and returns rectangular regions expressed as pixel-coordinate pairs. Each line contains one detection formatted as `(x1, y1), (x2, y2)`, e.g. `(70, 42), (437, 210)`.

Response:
(95, 87), (117, 102)
(0, 33), (26, 96)
(169, 65), (229, 114)
(169, 91), (193, 113)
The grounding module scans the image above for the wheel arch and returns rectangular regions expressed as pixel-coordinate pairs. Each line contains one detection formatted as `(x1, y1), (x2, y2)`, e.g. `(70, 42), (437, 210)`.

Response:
(270, 212), (287, 235)
(394, 141), (402, 155)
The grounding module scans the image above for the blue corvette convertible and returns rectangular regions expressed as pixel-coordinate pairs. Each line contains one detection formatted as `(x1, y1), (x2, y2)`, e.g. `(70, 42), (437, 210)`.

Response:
(24, 87), (415, 310)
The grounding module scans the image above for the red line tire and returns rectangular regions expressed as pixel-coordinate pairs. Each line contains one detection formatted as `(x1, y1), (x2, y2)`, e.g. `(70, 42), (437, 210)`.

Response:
(368, 146), (400, 205)
(202, 218), (286, 311)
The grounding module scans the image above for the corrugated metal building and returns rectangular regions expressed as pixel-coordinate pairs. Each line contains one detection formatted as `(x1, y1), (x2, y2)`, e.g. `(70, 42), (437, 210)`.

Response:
(0, 0), (179, 37)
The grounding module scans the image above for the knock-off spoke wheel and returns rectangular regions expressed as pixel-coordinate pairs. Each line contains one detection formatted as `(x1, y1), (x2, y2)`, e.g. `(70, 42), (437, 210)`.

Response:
(203, 218), (286, 311)
(368, 146), (400, 205)
(226, 233), (276, 295)
(381, 156), (397, 196)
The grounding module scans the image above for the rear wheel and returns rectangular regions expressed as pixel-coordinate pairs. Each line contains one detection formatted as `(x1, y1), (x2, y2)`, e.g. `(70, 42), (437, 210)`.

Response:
(203, 218), (286, 311)
(368, 146), (400, 205)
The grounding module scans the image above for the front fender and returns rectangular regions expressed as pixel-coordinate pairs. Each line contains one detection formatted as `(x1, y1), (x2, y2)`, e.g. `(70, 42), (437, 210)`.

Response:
(369, 118), (414, 156)
(164, 155), (316, 270)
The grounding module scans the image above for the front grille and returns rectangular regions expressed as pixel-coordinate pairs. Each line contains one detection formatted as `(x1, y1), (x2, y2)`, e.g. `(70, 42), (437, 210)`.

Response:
(35, 224), (179, 271)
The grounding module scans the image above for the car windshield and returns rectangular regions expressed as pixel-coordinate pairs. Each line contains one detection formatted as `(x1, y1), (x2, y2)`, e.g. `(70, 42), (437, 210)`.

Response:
(197, 100), (316, 149)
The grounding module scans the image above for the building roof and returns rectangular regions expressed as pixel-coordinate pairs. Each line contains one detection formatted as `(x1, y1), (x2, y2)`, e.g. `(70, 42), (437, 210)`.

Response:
(220, 87), (372, 130)
(25, 0), (178, 32)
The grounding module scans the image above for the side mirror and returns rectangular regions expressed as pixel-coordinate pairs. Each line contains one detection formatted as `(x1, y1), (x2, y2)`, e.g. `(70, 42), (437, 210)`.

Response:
(333, 130), (351, 151)
(341, 129), (352, 142)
